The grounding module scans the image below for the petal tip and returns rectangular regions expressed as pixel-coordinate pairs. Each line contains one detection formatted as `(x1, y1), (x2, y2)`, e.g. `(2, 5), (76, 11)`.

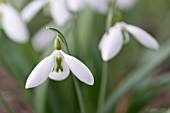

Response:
(25, 82), (31, 89)
(153, 42), (160, 50)
(89, 79), (94, 86)
(102, 56), (109, 62)
(85, 74), (95, 86)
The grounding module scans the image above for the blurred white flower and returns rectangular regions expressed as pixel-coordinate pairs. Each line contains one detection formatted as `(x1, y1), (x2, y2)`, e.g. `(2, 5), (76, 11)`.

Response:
(26, 50), (94, 88)
(0, 3), (29, 43)
(32, 25), (55, 52)
(116, 0), (137, 11)
(66, 0), (86, 12)
(21, 0), (48, 22)
(50, 0), (70, 26)
(99, 22), (159, 61)
(21, 0), (70, 26)
(86, 0), (109, 13)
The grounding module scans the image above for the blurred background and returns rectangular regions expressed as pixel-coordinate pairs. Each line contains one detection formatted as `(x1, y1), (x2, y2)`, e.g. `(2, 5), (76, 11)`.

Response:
(0, 0), (170, 113)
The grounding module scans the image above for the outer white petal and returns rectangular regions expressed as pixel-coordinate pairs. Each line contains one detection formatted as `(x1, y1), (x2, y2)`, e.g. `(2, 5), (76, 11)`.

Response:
(100, 23), (124, 61)
(125, 23), (159, 50)
(66, 0), (86, 12)
(32, 25), (55, 52)
(50, 0), (71, 26)
(25, 52), (55, 89)
(49, 58), (70, 81)
(116, 0), (137, 11)
(99, 33), (108, 51)
(1, 4), (29, 43)
(60, 50), (94, 85)
(21, 0), (47, 22)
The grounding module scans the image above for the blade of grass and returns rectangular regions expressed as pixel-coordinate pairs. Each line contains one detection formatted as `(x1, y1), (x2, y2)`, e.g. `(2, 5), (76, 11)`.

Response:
(73, 77), (87, 113)
(127, 73), (170, 113)
(97, 62), (108, 113)
(34, 80), (49, 113)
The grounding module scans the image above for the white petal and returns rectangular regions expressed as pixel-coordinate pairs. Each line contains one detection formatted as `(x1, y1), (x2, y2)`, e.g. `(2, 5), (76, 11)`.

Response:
(32, 25), (55, 52)
(50, 0), (71, 26)
(1, 4), (29, 43)
(99, 33), (108, 51)
(66, 0), (86, 12)
(125, 24), (159, 50)
(21, 0), (47, 22)
(25, 52), (55, 89)
(100, 23), (124, 61)
(116, 0), (137, 11)
(49, 58), (70, 81)
(61, 50), (94, 85)
(87, 0), (108, 14)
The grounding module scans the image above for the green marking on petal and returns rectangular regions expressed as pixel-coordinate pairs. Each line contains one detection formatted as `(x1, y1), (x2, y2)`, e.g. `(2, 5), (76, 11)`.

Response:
(121, 28), (127, 42)
(56, 57), (63, 72)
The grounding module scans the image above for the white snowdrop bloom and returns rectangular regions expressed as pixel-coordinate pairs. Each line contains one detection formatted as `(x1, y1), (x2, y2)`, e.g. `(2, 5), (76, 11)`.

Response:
(21, 0), (48, 22)
(50, 0), (71, 26)
(0, 3), (29, 43)
(21, 0), (85, 26)
(86, 0), (109, 14)
(116, 0), (137, 11)
(25, 50), (94, 88)
(99, 22), (159, 61)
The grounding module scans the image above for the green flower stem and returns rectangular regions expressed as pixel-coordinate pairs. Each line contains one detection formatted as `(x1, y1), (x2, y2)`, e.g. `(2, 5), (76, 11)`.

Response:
(106, 0), (117, 31)
(73, 76), (86, 113)
(97, 62), (108, 113)
(97, 1), (117, 113)
(66, 41), (86, 113)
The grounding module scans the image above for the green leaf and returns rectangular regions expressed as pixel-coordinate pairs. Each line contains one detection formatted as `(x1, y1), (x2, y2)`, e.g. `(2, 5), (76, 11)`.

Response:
(0, 94), (16, 113)
(105, 39), (170, 112)
(34, 81), (49, 113)
(127, 72), (170, 113)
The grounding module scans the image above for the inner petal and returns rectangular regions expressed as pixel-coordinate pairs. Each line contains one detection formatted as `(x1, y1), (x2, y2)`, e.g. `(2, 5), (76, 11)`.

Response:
(121, 28), (130, 44)
(56, 57), (63, 72)
(49, 54), (70, 81)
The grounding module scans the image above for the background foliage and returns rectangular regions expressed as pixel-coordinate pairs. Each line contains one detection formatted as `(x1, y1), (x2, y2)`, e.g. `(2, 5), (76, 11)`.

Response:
(0, 0), (170, 113)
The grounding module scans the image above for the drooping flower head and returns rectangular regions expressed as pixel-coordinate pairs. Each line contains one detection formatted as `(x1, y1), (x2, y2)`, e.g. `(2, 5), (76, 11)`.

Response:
(21, 0), (71, 26)
(99, 22), (159, 61)
(26, 27), (94, 89)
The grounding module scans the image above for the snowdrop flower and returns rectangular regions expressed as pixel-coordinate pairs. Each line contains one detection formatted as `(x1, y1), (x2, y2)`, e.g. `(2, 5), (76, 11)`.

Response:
(116, 0), (137, 11)
(0, 3), (28, 43)
(86, 0), (109, 14)
(99, 22), (159, 61)
(21, 0), (85, 26)
(26, 49), (94, 88)
(26, 27), (94, 88)
(66, 0), (86, 12)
